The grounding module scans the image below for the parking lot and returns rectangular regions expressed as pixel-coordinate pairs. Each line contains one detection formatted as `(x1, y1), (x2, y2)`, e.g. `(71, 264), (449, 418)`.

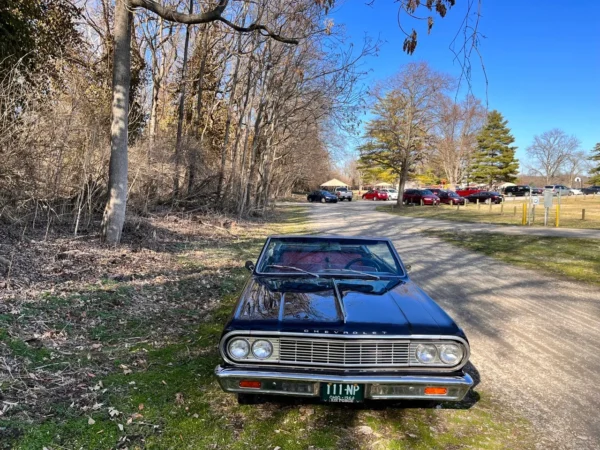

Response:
(304, 200), (600, 449)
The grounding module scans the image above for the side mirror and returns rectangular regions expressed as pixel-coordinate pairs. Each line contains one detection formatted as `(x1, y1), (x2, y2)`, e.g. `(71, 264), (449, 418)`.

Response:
(405, 264), (412, 272)
(245, 261), (255, 272)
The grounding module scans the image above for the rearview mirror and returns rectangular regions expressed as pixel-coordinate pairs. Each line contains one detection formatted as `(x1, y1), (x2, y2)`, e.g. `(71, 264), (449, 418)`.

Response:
(245, 261), (255, 272)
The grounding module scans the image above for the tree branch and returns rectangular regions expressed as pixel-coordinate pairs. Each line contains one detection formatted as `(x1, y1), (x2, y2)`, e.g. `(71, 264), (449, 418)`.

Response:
(128, 0), (298, 44)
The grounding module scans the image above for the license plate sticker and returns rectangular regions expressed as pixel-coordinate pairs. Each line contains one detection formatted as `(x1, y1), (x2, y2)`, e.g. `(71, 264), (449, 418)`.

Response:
(320, 383), (364, 403)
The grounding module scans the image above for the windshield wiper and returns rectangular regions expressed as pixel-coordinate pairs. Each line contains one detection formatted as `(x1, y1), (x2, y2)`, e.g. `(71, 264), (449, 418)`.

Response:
(264, 265), (320, 278)
(320, 268), (380, 280)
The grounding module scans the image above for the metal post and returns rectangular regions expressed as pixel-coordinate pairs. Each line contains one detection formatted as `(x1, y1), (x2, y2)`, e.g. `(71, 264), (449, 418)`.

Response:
(500, 203), (504, 215)
(513, 206), (517, 216)
(544, 208), (548, 226)
(477, 199), (480, 209)
(582, 209), (586, 220)
(555, 203), (560, 227)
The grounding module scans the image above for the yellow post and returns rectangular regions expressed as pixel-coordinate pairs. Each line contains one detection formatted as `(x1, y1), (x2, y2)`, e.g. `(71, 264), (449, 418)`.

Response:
(521, 203), (527, 225)
(555, 203), (560, 227)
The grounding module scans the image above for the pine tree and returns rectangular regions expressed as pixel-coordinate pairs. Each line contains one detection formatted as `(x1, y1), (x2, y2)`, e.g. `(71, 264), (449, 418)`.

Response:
(588, 143), (600, 185)
(469, 110), (519, 186)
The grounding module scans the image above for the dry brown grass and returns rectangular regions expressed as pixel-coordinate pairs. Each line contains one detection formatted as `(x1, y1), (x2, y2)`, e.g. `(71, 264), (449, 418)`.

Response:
(380, 194), (600, 229)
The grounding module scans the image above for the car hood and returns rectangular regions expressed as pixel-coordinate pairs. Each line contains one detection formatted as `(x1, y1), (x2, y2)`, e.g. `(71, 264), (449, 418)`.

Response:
(226, 277), (461, 336)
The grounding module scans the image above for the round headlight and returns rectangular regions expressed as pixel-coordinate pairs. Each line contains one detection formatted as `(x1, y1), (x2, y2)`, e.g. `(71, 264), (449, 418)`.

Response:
(228, 339), (250, 359)
(416, 344), (437, 364)
(251, 340), (273, 359)
(439, 344), (464, 365)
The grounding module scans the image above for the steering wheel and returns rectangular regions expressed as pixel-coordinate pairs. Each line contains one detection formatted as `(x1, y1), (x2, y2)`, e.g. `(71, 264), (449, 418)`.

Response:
(344, 258), (384, 272)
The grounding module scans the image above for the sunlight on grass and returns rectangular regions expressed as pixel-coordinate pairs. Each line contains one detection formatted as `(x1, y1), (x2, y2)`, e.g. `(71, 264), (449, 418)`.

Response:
(436, 231), (600, 285)
(378, 195), (600, 229)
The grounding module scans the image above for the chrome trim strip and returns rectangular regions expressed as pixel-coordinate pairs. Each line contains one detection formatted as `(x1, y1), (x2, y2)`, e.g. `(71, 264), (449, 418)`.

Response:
(331, 279), (347, 323)
(215, 365), (473, 401)
(219, 331), (470, 373)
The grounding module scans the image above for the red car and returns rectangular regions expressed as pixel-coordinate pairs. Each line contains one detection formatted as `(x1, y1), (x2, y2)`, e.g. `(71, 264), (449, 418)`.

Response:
(403, 189), (440, 205)
(434, 189), (468, 205)
(362, 189), (389, 201)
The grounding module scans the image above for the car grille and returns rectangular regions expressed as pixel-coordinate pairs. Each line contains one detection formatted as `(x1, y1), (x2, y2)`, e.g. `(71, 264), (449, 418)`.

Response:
(278, 338), (410, 368)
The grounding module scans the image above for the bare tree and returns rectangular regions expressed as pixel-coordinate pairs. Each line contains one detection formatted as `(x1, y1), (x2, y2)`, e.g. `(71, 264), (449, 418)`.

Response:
(101, 0), (304, 244)
(433, 95), (485, 186)
(358, 62), (453, 207)
(526, 129), (581, 184)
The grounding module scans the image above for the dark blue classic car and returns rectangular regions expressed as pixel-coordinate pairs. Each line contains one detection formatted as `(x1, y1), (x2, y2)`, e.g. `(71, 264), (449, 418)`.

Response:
(215, 236), (473, 404)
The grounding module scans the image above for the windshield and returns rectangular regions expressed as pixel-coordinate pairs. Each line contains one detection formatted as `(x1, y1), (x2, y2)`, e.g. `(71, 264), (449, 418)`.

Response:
(388, 189), (397, 193)
(420, 189), (433, 195)
(256, 237), (403, 277)
(448, 192), (459, 197)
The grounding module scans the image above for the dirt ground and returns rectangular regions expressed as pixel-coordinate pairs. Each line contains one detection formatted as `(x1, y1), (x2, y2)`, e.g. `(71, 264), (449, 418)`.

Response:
(308, 201), (600, 450)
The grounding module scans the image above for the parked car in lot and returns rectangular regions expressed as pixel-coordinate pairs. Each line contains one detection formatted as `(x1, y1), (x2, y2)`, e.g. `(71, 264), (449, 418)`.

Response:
(435, 190), (467, 205)
(582, 185), (600, 195)
(531, 187), (544, 195)
(403, 189), (440, 206)
(544, 185), (572, 196)
(380, 188), (398, 201)
(503, 185), (531, 197)
(568, 187), (583, 195)
(307, 190), (338, 203)
(334, 187), (353, 201)
(362, 189), (389, 201)
(215, 235), (473, 404)
(464, 191), (504, 204)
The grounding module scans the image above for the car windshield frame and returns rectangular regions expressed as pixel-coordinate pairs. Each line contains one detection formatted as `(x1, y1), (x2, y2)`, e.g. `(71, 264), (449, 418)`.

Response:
(254, 236), (406, 279)
(420, 189), (434, 195)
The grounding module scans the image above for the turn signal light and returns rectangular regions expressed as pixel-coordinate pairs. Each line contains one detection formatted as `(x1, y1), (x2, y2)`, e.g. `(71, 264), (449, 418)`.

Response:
(239, 380), (261, 389)
(424, 387), (448, 395)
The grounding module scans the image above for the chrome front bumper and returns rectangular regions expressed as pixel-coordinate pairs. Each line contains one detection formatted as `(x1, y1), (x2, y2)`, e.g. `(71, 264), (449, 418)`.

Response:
(215, 366), (473, 401)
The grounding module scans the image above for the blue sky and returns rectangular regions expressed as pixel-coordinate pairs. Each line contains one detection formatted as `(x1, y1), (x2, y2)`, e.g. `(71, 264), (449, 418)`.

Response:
(330, 0), (600, 169)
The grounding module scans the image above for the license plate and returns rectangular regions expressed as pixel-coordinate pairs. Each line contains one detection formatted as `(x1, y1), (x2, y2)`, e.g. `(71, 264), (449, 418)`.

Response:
(320, 383), (364, 403)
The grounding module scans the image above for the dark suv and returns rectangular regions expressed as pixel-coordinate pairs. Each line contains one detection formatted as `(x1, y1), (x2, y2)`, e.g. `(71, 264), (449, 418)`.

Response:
(503, 185), (531, 197)
(582, 185), (600, 195)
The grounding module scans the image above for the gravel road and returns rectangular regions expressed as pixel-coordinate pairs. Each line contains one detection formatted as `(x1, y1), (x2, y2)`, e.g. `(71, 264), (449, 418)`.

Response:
(306, 201), (600, 450)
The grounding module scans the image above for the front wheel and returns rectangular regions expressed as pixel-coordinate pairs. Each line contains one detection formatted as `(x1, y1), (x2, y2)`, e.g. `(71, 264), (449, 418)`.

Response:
(320, 198), (325, 203)
(372, 197), (376, 201)
(348, 198), (352, 202)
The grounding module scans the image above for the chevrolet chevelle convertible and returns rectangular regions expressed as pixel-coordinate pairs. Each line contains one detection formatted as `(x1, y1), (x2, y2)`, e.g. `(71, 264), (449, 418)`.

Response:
(215, 235), (473, 404)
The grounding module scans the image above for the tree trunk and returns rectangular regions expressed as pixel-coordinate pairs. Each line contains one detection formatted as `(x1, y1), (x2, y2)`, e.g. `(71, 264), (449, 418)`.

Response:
(101, 0), (132, 244)
(396, 160), (409, 208)
(216, 37), (242, 201)
(173, 0), (194, 197)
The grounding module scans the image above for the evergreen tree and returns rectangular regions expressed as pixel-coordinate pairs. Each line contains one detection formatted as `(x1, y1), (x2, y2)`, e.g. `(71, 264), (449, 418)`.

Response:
(589, 143), (600, 185)
(469, 110), (519, 186)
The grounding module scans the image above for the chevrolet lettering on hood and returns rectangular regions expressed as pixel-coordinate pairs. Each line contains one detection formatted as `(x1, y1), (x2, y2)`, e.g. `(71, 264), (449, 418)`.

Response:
(215, 235), (473, 405)
(303, 330), (388, 334)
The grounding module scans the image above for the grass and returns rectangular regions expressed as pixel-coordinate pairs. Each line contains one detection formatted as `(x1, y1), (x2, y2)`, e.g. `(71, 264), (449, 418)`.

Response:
(378, 194), (600, 229)
(436, 230), (600, 285)
(1, 205), (536, 449)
